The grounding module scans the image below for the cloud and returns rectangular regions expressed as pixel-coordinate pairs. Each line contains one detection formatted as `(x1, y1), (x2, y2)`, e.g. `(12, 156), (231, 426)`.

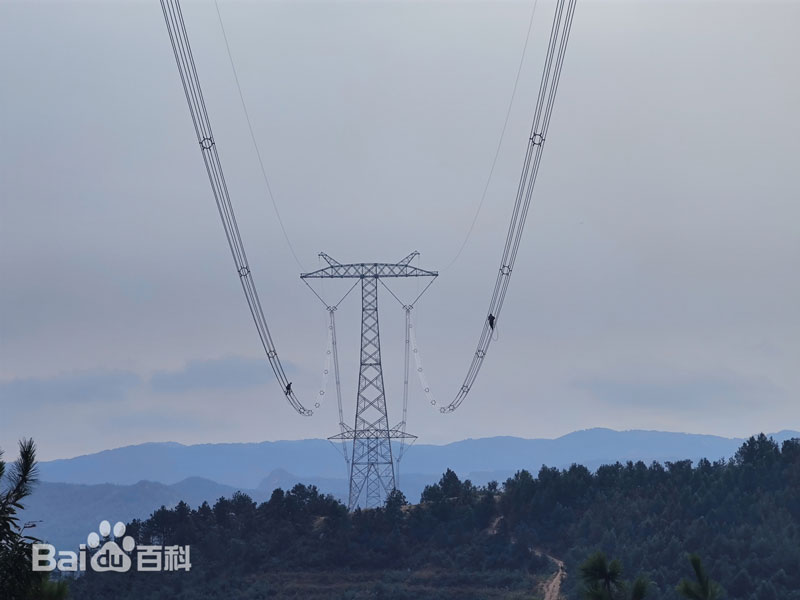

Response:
(1, 1), (798, 455)
(0, 370), (141, 407)
(149, 356), (291, 394)
(573, 373), (778, 412)
(110, 409), (210, 433)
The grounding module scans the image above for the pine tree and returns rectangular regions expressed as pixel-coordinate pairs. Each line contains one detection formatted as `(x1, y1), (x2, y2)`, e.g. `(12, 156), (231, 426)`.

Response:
(677, 554), (723, 600)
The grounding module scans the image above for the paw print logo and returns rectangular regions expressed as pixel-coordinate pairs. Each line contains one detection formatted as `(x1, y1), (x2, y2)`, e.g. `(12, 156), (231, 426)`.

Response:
(88, 520), (136, 572)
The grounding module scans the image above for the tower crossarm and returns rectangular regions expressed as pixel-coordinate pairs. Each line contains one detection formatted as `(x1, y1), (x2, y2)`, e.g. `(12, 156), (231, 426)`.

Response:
(328, 429), (417, 442)
(301, 263), (437, 280)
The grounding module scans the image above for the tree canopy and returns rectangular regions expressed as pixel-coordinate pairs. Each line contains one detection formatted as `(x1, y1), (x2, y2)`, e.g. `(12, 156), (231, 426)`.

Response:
(68, 434), (800, 599)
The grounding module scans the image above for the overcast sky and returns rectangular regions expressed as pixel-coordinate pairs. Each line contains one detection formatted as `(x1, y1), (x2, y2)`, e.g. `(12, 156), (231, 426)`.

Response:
(1, 0), (798, 461)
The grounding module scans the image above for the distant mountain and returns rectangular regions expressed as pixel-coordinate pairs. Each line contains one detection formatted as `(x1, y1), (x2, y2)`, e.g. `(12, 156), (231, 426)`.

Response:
(20, 477), (267, 551)
(23, 468), (518, 551)
(23, 428), (800, 551)
(38, 439), (341, 489)
(38, 428), (800, 489)
(256, 468), (347, 496)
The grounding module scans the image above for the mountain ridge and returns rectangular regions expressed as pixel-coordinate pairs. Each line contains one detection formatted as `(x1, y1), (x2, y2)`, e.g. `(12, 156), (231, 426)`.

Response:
(22, 428), (800, 552)
(38, 428), (800, 489)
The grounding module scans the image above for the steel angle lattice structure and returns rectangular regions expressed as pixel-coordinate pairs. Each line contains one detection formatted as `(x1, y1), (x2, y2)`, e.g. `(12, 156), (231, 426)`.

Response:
(302, 252), (437, 509)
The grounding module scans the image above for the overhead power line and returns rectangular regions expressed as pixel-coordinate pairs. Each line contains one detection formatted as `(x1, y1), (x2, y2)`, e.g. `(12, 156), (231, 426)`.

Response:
(444, 0), (578, 413)
(443, 0), (541, 271)
(160, 0), (312, 416)
(214, 0), (306, 271)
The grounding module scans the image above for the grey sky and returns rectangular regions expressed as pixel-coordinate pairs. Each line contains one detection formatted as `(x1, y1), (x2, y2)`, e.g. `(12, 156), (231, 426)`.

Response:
(1, 1), (798, 461)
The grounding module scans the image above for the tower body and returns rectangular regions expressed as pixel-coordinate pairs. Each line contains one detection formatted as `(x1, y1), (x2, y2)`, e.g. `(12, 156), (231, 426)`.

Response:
(350, 272), (395, 507)
(301, 254), (435, 509)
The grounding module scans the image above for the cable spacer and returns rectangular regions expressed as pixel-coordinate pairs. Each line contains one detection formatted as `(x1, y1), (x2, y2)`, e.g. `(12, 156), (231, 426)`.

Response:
(476, 350), (486, 358)
(267, 350), (277, 359)
(531, 133), (544, 146)
(200, 137), (214, 150)
(500, 265), (512, 275)
(238, 266), (250, 277)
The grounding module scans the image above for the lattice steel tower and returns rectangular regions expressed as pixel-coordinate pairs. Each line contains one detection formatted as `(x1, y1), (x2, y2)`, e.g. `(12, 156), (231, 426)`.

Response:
(301, 252), (437, 509)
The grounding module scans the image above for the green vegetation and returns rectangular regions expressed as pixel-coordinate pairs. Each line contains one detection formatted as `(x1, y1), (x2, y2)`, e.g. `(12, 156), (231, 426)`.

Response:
(63, 434), (800, 598)
(676, 554), (722, 600)
(0, 439), (68, 600)
(579, 552), (648, 600)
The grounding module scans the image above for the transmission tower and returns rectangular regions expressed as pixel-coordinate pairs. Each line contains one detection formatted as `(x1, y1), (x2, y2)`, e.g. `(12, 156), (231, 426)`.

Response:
(301, 252), (437, 509)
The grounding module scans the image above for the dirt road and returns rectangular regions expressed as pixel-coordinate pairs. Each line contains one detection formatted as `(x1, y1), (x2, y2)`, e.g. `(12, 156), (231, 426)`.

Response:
(536, 550), (566, 600)
(486, 519), (565, 600)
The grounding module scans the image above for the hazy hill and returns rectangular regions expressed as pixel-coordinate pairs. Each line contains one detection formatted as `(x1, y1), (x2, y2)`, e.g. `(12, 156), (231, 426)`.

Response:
(26, 428), (800, 551)
(21, 470), (503, 550)
(39, 428), (799, 489)
(21, 477), (268, 551)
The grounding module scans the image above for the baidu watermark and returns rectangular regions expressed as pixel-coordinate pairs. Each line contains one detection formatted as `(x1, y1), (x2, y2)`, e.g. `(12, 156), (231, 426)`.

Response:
(32, 519), (191, 573)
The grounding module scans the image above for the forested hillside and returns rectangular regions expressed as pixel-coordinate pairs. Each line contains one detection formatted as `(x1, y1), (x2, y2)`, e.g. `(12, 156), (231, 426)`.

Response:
(69, 434), (800, 599)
